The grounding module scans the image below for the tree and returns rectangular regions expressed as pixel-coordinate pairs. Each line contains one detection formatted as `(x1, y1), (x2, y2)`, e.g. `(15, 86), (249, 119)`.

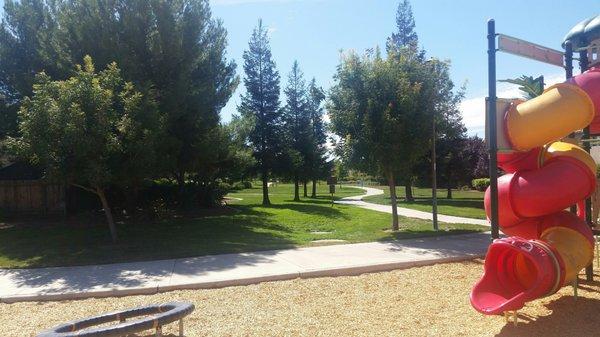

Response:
(0, 0), (71, 142)
(466, 136), (489, 179)
(1, 0), (239, 207)
(282, 61), (310, 201)
(386, 0), (425, 201)
(386, 0), (419, 51)
(437, 137), (468, 199)
(428, 59), (466, 199)
(222, 115), (257, 183)
(10, 56), (160, 243)
(0, 97), (18, 140)
(415, 135), (487, 197)
(239, 19), (282, 206)
(0, 0), (70, 100)
(499, 75), (544, 99)
(329, 48), (434, 230)
(306, 78), (329, 198)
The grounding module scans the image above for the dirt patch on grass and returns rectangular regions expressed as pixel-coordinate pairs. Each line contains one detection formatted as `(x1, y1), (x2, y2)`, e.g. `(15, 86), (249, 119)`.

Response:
(2, 260), (598, 336)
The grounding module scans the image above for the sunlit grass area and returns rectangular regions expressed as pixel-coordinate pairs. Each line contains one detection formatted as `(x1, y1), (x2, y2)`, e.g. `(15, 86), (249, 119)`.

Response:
(362, 185), (486, 219)
(0, 184), (485, 268)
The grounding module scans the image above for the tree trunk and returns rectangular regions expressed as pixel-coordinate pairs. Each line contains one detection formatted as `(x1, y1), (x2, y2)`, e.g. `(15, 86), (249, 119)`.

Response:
(405, 180), (414, 202)
(125, 184), (140, 217)
(447, 186), (453, 199)
(96, 187), (118, 244)
(175, 171), (186, 208)
(303, 180), (308, 198)
(262, 171), (271, 205)
(294, 175), (300, 201)
(388, 173), (399, 231)
(311, 179), (317, 198)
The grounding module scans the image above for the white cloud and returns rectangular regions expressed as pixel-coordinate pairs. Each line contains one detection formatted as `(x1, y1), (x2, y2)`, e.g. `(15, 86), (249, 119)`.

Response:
(267, 25), (277, 36)
(461, 73), (565, 137)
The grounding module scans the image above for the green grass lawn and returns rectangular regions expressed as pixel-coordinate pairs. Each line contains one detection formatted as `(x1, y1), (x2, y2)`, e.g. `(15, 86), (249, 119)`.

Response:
(0, 184), (485, 268)
(362, 185), (486, 219)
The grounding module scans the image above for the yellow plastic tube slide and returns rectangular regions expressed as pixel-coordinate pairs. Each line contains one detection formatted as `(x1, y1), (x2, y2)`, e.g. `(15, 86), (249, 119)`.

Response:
(506, 83), (594, 151)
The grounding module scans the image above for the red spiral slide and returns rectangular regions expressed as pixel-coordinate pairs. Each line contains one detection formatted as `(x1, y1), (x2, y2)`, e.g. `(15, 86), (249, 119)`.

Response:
(470, 67), (600, 315)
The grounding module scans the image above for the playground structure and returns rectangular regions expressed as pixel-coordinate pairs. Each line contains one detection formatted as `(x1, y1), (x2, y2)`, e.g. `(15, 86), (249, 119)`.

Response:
(36, 301), (194, 337)
(470, 16), (600, 319)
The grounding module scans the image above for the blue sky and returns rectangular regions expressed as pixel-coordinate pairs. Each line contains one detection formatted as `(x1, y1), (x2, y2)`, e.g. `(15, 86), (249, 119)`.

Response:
(209, 0), (597, 136)
(1, 0), (597, 135)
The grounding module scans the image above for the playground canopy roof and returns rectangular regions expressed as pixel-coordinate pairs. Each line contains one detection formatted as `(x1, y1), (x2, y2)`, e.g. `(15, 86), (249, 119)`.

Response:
(563, 15), (600, 49)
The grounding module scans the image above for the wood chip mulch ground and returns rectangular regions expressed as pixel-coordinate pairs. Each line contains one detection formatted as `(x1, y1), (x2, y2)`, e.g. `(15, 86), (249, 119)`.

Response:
(1, 259), (599, 337)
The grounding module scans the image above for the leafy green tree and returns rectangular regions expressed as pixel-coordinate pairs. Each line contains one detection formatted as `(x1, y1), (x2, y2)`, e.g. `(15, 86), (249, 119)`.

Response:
(1, 0), (238, 206)
(282, 61), (311, 201)
(306, 78), (329, 198)
(0, 97), (18, 139)
(239, 19), (282, 206)
(223, 115), (257, 183)
(329, 48), (434, 230)
(60, 0), (238, 199)
(428, 59), (466, 199)
(499, 75), (544, 99)
(11, 56), (160, 243)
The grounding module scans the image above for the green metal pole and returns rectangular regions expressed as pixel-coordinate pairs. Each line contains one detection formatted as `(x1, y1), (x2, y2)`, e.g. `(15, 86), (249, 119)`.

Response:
(432, 102), (438, 231)
(487, 19), (499, 239)
(579, 49), (594, 282)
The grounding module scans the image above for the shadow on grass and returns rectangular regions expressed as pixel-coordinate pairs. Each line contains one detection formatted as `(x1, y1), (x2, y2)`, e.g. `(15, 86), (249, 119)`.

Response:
(0, 210), (304, 293)
(379, 228), (484, 241)
(233, 197), (349, 219)
(1, 212), (300, 260)
(396, 198), (484, 209)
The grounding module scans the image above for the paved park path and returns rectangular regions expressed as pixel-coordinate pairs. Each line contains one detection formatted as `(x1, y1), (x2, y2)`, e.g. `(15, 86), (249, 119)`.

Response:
(0, 186), (492, 303)
(335, 186), (489, 226)
(0, 232), (491, 303)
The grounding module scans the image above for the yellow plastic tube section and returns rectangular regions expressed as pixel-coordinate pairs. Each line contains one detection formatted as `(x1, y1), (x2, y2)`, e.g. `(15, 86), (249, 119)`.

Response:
(539, 142), (595, 285)
(542, 141), (597, 174)
(506, 83), (595, 151)
(540, 227), (593, 284)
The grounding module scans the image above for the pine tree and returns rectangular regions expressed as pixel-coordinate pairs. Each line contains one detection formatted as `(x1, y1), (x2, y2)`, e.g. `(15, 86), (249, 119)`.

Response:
(239, 19), (282, 206)
(386, 0), (425, 201)
(306, 78), (328, 198)
(386, 0), (419, 51)
(282, 61), (310, 202)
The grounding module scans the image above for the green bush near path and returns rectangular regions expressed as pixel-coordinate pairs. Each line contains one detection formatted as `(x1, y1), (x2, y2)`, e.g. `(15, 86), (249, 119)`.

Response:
(0, 184), (485, 269)
(362, 185), (486, 219)
(471, 178), (491, 192)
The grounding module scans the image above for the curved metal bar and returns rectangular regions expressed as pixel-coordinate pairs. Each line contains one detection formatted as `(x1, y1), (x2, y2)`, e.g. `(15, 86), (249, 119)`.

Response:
(37, 301), (194, 337)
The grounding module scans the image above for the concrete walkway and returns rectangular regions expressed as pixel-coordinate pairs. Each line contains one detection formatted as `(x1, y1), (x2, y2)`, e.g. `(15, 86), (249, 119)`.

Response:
(336, 186), (489, 226)
(0, 232), (491, 303)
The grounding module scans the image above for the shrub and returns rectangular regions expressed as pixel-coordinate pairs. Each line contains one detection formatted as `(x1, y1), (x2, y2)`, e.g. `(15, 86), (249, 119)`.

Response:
(141, 179), (230, 209)
(232, 181), (252, 190)
(472, 178), (490, 192)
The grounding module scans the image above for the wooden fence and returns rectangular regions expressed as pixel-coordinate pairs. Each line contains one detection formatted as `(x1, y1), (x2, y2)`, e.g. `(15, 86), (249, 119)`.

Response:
(0, 180), (65, 215)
